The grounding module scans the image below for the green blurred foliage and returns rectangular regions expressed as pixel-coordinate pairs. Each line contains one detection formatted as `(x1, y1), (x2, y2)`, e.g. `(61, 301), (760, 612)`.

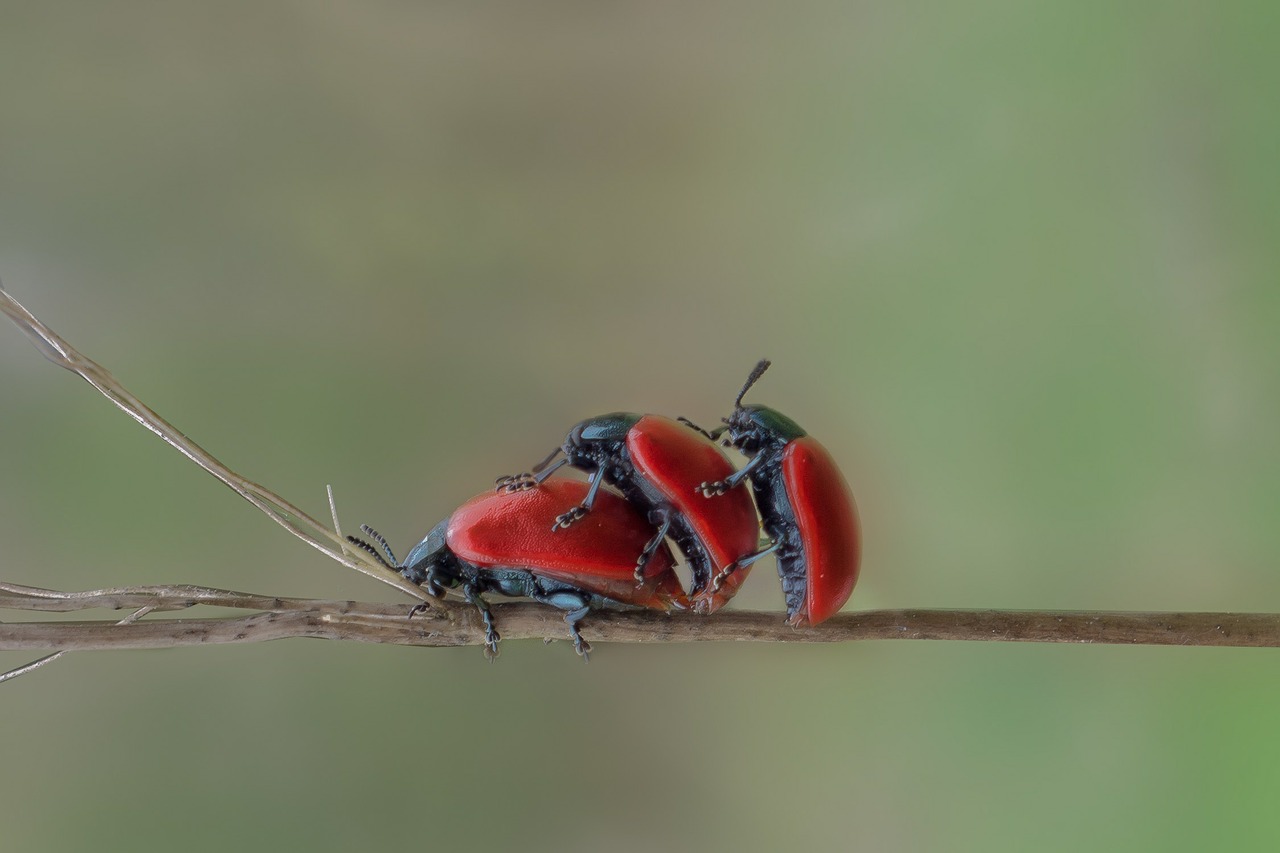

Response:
(2, 2), (1278, 850)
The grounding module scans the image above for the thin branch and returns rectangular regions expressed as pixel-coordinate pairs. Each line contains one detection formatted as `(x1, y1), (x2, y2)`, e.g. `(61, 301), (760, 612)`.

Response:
(0, 581), (344, 614)
(3, 598), (1280, 651)
(0, 606), (154, 684)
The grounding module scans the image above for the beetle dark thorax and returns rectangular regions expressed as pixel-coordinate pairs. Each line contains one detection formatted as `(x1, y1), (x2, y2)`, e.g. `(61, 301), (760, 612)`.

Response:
(564, 412), (644, 470)
(572, 412), (643, 443)
(741, 405), (806, 442)
(399, 519), (450, 580)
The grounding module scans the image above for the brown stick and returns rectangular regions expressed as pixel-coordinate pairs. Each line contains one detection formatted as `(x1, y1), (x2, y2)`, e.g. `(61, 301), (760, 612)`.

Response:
(3, 600), (1279, 651)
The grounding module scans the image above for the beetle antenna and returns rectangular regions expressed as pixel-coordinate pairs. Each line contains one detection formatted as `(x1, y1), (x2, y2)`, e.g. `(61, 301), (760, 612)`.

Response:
(356, 524), (400, 566)
(735, 359), (772, 408)
(346, 535), (394, 569)
(360, 525), (394, 563)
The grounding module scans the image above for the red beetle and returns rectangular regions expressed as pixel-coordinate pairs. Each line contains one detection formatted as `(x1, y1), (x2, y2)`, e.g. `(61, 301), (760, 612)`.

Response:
(695, 361), (861, 626)
(350, 478), (688, 659)
(496, 412), (762, 613)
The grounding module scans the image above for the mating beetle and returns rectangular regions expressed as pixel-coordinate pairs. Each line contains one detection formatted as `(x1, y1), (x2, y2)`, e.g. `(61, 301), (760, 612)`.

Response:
(496, 413), (762, 613)
(350, 478), (688, 659)
(695, 360), (861, 626)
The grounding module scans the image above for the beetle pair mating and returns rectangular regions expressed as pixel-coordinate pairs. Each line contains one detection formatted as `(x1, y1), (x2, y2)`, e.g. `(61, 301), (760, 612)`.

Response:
(349, 360), (861, 660)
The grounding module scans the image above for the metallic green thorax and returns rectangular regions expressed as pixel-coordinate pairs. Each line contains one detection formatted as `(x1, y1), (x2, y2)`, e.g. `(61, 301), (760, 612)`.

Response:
(570, 412), (644, 444)
(739, 405), (806, 442)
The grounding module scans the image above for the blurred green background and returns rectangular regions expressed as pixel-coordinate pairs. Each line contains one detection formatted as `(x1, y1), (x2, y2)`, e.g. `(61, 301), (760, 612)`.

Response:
(2, 2), (1278, 850)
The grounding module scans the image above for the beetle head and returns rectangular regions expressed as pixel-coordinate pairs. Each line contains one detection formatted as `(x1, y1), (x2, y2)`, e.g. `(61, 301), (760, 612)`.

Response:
(720, 360), (806, 453)
(398, 519), (451, 590)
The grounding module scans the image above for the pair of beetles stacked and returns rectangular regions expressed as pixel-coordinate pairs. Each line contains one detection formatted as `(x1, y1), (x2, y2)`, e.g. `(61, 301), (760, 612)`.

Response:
(350, 361), (861, 659)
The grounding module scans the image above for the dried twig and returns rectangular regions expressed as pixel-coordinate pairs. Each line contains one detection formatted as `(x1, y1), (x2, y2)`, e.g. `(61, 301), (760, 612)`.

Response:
(2, 584), (1279, 651)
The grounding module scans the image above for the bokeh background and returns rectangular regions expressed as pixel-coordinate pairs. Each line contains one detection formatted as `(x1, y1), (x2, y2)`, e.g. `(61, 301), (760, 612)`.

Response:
(2, 2), (1278, 850)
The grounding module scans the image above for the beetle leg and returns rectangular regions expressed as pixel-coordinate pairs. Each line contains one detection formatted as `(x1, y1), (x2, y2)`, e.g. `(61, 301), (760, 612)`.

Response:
(495, 449), (569, 493)
(563, 605), (592, 661)
(530, 445), (566, 474)
(696, 451), (764, 497)
(532, 456), (570, 484)
(494, 473), (536, 493)
(552, 504), (589, 530)
(677, 417), (728, 442)
(461, 582), (500, 661)
(552, 466), (605, 530)
(634, 507), (672, 583)
(530, 589), (592, 662)
(712, 540), (779, 591)
(416, 566), (450, 600)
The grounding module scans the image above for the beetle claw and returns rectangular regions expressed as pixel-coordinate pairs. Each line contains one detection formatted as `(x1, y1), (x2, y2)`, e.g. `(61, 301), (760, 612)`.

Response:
(695, 480), (728, 498)
(633, 546), (657, 585)
(551, 505), (588, 530)
(710, 561), (744, 594)
(483, 627), (501, 660)
(494, 473), (537, 494)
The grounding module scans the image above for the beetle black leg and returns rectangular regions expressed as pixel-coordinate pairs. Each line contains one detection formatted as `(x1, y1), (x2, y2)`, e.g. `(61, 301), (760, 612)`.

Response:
(712, 540), (779, 591)
(552, 467), (605, 530)
(552, 505), (588, 530)
(530, 445), (566, 474)
(563, 605), (592, 661)
(494, 473), (536, 493)
(533, 456), (570, 484)
(634, 507), (672, 583)
(677, 417), (728, 442)
(405, 577), (448, 618)
(461, 582), (500, 661)
(697, 451), (765, 497)
(495, 450), (569, 493)
(530, 589), (592, 662)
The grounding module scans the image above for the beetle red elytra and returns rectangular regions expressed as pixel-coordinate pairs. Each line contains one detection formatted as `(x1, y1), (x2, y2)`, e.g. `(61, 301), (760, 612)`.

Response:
(496, 412), (763, 614)
(349, 478), (688, 659)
